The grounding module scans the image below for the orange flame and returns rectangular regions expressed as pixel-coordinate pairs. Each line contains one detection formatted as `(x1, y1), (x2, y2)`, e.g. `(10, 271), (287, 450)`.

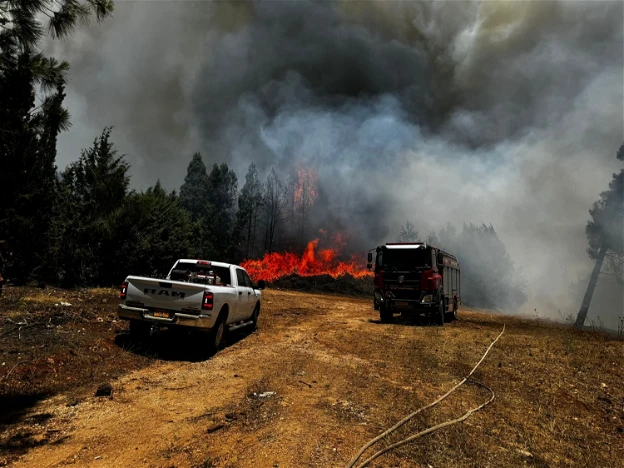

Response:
(241, 239), (372, 282)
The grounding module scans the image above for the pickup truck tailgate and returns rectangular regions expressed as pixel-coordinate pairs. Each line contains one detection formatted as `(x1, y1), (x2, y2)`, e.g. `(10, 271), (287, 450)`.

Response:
(125, 276), (206, 311)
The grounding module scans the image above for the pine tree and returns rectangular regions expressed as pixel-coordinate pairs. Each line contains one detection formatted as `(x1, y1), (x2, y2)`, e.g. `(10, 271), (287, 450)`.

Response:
(0, 0), (113, 284)
(206, 163), (238, 260)
(179, 153), (210, 221)
(58, 128), (130, 285)
(575, 144), (624, 328)
(455, 223), (526, 310)
(114, 181), (201, 280)
(428, 222), (526, 310)
(397, 221), (419, 242)
(262, 168), (288, 254)
(236, 163), (263, 259)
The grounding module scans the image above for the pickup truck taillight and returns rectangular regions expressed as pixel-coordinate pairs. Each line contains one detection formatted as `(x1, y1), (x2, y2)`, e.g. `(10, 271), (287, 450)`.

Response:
(202, 291), (214, 311)
(120, 281), (129, 300)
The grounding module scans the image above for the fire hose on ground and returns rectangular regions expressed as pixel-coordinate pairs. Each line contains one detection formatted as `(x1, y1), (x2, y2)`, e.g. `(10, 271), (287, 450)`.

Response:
(344, 325), (506, 468)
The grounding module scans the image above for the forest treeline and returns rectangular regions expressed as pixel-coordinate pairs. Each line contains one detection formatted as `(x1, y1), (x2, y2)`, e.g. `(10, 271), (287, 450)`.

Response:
(2, 125), (320, 287)
(396, 221), (528, 310)
(3, 119), (531, 314)
(0, 1), (621, 318)
(2, 117), (532, 312)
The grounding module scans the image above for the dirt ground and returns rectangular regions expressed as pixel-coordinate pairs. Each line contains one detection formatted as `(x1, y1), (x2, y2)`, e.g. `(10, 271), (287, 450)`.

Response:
(1, 287), (623, 468)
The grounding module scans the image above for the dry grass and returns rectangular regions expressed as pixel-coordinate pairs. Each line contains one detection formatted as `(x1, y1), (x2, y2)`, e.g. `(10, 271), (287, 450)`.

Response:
(256, 292), (624, 468)
(0, 287), (623, 468)
(0, 287), (153, 466)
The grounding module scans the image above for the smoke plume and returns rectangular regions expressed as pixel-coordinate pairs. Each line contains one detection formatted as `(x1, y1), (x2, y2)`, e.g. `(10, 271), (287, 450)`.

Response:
(45, 1), (623, 326)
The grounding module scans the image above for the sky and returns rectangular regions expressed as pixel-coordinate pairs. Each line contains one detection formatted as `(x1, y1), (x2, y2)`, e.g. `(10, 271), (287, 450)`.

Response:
(44, 0), (624, 325)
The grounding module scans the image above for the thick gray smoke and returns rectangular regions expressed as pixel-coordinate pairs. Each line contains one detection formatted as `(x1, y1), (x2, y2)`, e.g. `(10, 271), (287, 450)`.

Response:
(46, 1), (623, 326)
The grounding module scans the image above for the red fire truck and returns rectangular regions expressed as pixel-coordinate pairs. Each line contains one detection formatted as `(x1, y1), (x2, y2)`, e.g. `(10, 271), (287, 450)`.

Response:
(367, 242), (461, 325)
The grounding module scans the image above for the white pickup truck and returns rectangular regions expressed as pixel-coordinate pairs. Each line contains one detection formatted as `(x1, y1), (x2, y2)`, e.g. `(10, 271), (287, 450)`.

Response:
(118, 259), (265, 354)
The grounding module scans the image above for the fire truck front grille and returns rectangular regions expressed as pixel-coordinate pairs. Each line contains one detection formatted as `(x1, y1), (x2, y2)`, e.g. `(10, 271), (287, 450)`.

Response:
(386, 288), (421, 300)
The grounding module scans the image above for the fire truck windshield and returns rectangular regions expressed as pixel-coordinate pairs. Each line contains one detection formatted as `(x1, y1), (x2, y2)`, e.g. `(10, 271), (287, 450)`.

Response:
(377, 248), (430, 270)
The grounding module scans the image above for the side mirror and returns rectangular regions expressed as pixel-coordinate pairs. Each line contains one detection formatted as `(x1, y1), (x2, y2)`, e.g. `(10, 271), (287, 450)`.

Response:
(257, 279), (266, 290)
(367, 252), (373, 263)
(367, 263), (372, 270)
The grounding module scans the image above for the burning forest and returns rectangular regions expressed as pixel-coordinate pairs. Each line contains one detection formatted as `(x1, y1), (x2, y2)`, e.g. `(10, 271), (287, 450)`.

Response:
(2, 0), (621, 325)
(239, 163), (373, 292)
(241, 237), (372, 283)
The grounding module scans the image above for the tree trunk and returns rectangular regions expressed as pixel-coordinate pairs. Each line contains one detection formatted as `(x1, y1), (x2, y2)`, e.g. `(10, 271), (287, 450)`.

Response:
(246, 211), (252, 258)
(250, 210), (257, 258)
(574, 245), (607, 329)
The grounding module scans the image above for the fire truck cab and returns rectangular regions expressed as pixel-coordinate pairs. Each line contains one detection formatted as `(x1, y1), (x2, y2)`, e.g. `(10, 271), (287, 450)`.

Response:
(367, 243), (461, 325)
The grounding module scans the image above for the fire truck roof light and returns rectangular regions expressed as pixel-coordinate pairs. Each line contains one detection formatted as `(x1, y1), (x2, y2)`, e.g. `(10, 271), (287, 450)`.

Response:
(385, 242), (426, 246)
(384, 243), (427, 249)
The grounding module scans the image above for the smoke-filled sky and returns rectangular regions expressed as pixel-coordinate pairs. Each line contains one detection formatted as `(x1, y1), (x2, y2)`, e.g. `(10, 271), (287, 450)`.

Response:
(45, 1), (623, 321)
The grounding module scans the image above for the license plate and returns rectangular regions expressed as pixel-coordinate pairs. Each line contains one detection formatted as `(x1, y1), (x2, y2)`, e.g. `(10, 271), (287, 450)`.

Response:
(395, 301), (409, 307)
(153, 310), (171, 318)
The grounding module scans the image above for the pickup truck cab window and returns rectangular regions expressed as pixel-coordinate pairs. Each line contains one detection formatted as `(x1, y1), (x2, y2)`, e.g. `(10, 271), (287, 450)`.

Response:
(171, 261), (232, 286)
(243, 271), (253, 288)
(236, 269), (246, 287)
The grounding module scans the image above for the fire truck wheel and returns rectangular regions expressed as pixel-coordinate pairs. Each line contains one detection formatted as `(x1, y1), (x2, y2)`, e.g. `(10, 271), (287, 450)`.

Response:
(435, 299), (445, 326)
(445, 297), (458, 322)
(379, 306), (393, 323)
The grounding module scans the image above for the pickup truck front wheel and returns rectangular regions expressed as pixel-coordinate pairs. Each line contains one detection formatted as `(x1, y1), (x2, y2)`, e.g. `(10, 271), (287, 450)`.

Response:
(251, 305), (260, 331)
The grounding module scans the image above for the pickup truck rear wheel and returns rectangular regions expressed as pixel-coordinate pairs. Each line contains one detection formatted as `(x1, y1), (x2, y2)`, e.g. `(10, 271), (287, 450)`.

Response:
(206, 317), (226, 355)
(129, 319), (151, 340)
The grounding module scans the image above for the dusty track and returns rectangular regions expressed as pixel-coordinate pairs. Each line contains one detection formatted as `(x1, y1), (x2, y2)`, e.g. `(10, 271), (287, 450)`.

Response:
(3, 290), (624, 467)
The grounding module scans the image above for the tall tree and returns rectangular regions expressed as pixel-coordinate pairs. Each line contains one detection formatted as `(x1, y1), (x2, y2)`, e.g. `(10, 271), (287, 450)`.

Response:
(437, 223), (457, 251)
(58, 128), (130, 286)
(179, 153), (210, 221)
(397, 221), (419, 242)
(293, 168), (318, 246)
(0, 0), (113, 283)
(206, 163), (238, 260)
(426, 230), (440, 247)
(575, 144), (624, 328)
(236, 163), (263, 259)
(115, 181), (201, 280)
(262, 168), (288, 254)
(428, 222), (526, 310)
(456, 223), (526, 310)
